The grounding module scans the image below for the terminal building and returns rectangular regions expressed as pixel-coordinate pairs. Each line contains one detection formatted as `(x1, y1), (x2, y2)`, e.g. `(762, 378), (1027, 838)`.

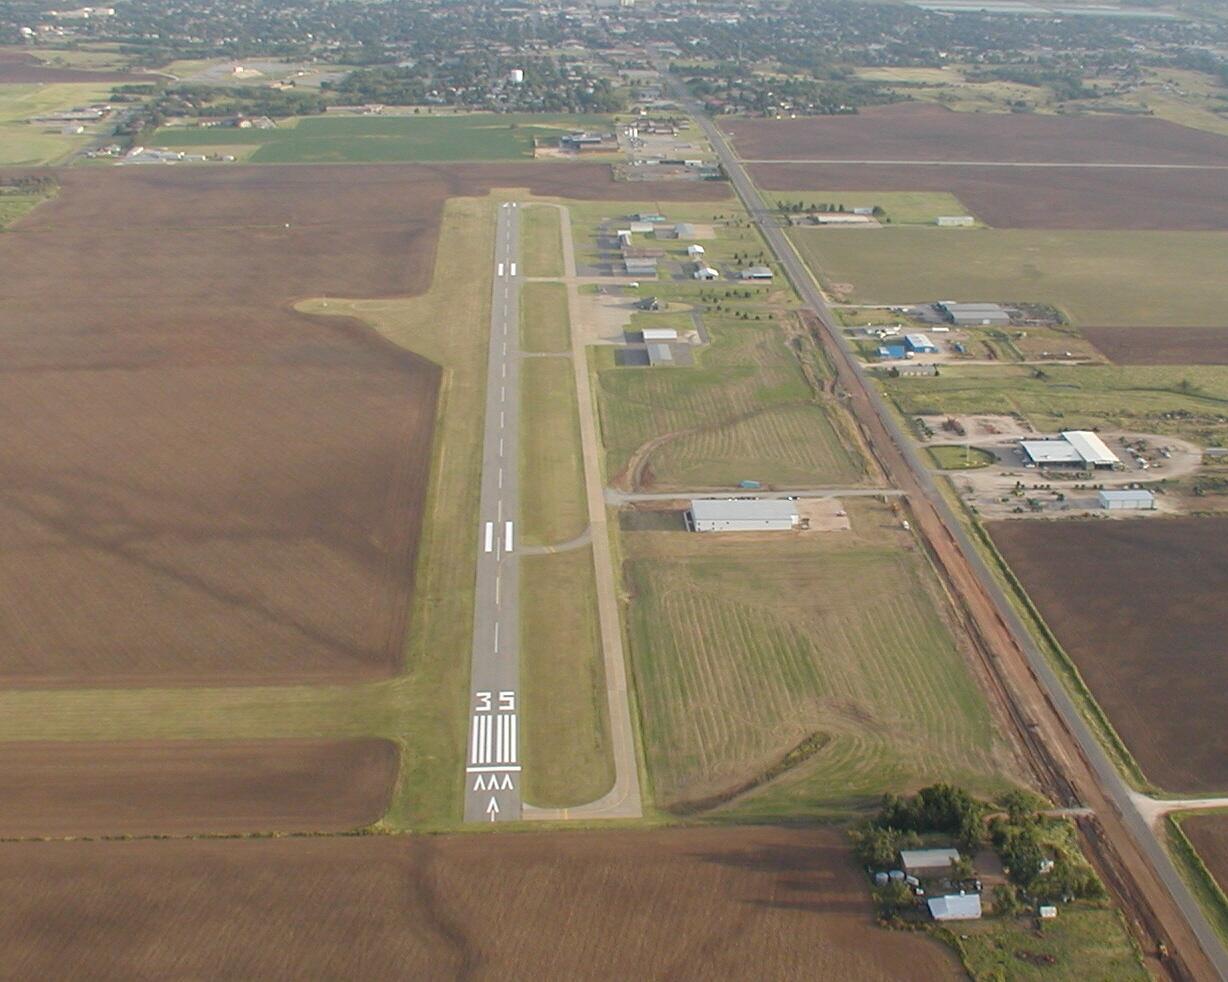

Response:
(689, 498), (799, 533)
(1019, 431), (1120, 470)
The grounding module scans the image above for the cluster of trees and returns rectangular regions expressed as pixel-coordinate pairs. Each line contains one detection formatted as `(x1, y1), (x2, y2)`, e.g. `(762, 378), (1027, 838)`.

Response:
(990, 793), (1105, 904)
(685, 68), (895, 116)
(966, 66), (1101, 102)
(851, 784), (987, 869)
(776, 200), (884, 216)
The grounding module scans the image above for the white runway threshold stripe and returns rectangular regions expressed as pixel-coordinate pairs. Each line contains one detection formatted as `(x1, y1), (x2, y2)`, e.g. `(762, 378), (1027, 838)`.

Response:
(497, 262), (504, 277)
(468, 712), (518, 766)
(504, 521), (514, 553)
(484, 521), (494, 553)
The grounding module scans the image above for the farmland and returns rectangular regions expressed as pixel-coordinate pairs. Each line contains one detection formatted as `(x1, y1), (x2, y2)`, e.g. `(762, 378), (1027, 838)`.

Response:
(752, 162), (1228, 231)
(152, 113), (612, 163)
(790, 227), (1228, 326)
(1174, 812), (1228, 944)
(989, 517), (1228, 793)
(621, 498), (1021, 817)
(771, 189), (974, 225)
(0, 827), (962, 980)
(1082, 326), (1228, 366)
(0, 739), (396, 837)
(594, 313), (869, 489)
(0, 48), (145, 83)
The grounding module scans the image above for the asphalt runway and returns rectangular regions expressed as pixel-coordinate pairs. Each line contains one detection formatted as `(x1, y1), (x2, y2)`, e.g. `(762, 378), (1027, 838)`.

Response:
(463, 201), (523, 823)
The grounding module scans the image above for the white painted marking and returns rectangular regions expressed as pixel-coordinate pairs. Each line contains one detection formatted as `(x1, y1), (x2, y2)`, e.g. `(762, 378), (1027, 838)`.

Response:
(486, 797), (500, 821)
(497, 468), (503, 489)
(466, 765), (522, 773)
(502, 342), (507, 356)
(499, 410), (505, 428)
(483, 713), (493, 763)
(501, 362), (506, 379)
(483, 522), (494, 553)
(505, 521), (514, 553)
(470, 716), (481, 764)
(498, 437), (504, 456)
(496, 714), (507, 763)
(495, 573), (501, 606)
(509, 262), (517, 277)
(497, 262), (504, 277)
(511, 202), (517, 209)
(501, 385), (506, 403)
(508, 713), (517, 763)
(494, 622), (500, 652)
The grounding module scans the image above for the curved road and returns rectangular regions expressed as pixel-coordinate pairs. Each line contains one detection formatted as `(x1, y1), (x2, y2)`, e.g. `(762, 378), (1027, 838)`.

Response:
(666, 72), (1228, 980)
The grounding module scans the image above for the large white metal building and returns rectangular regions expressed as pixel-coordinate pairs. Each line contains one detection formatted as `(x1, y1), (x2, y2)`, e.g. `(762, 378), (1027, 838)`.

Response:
(1099, 489), (1156, 510)
(1019, 431), (1119, 470)
(689, 498), (799, 533)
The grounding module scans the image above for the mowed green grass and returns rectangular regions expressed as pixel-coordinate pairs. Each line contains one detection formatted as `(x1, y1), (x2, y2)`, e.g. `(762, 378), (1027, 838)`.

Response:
(621, 498), (1019, 818)
(927, 444), (995, 470)
(884, 363), (1228, 447)
(772, 190), (975, 225)
(595, 313), (868, 488)
(0, 83), (113, 165)
(520, 282), (570, 352)
(0, 189), (54, 229)
(152, 113), (612, 163)
(520, 546), (614, 808)
(520, 356), (587, 546)
(791, 228), (1228, 326)
(519, 205), (564, 278)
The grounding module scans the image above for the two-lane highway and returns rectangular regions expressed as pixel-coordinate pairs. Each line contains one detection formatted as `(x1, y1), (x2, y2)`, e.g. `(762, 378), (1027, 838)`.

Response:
(464, 201), (522, 823)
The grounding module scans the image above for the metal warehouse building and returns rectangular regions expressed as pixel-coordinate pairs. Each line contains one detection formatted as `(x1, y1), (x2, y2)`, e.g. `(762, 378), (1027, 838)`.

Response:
(689, 498), (799, 533)
(1020, 430), (1120, 470)
(937, 301), (1011, 326)
(1099, 489), (1156, 510)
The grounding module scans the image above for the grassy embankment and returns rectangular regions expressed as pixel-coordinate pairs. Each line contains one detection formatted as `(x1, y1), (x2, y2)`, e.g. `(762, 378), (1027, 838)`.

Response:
(0, 195), (496, 830)
(519, 204), (564, 278)
(621, 497), (1022, 820)
(520, 546), (613, 808)
(1166, 810), (1228, 948)
(790, 227), (1228, 326)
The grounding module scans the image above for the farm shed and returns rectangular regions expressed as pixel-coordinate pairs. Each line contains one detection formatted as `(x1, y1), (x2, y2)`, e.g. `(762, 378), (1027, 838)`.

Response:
(895, 363), (938, 377)
(900, 848), (961, 874)
(937, 301), (1011, 326)
(936, 215), (975, 227)
(689, 499), (799, 533)
(693, 265), (719, 280)
(927, 894), (982, 922)
(641, 327), (679, 342)
(687, 244), (705, 258)
(1020, 431), (1119, 470)
(814, 213), (874, 225)
(740, 266), (774, 281)
(1098, 489), (1156, 510)
(624, 257), (659, 276)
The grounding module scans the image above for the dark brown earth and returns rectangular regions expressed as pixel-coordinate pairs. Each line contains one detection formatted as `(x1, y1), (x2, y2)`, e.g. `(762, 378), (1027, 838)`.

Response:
(989, 517), (1228, 793)
(1181, 814), (1228, 899)
(0, 48), (151, 84)
(1081, 326), (1228, 365)
(0, 164), (727, 688)
(0, 739), (397, 836)
(0, 826), (962, 981)
(725, 102), (1228, 165)
(749, 161), (1228, 231)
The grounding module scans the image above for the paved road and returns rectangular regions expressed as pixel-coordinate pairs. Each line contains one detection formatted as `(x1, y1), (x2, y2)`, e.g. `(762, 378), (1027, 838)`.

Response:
(463, 201), (523, 824)
(666, 72), (1228, 980)
(743, 158), (1228, 170)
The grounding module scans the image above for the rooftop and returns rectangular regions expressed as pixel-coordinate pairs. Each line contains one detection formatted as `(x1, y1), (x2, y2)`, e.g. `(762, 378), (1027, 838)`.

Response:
(900, 848), (960, 871)
(690, 498), (799, 522)
(928, 894), (982, 921)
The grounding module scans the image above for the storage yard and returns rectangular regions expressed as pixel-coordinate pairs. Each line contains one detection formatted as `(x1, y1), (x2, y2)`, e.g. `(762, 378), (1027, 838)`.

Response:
(989, 517), (1228, 793)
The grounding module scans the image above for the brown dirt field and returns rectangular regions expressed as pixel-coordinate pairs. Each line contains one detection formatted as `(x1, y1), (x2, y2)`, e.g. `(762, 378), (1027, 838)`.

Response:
(725, 102), (1228, 165)
(0, 826), (962, 980)
(750, 162), (1228, 230)
(0, 48), (149, 84)
(1081, 326), (1228, 365)
(0, 738), (396, 837)
(0, 163), (726, 688)
(989, 517), (1228, 794)
(1181, 814), (1228, 898)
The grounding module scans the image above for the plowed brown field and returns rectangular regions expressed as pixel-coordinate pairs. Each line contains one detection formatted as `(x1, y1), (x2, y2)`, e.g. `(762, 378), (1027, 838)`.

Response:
(0, 49), (148, 83)
(725, 103), (1228, 165)
(0, 738), (396, 836)
(0, 164), (726, 688)
(749, 161), (1228, 230)
(0, 826), (960, 980)
(1181, 814), (1228, 897)
(989, 517), (1228, 793)
(1081, 326), (1228, 365)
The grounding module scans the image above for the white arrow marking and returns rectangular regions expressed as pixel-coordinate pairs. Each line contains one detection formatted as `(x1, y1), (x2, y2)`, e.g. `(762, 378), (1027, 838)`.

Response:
(486, 796), (500, 821)
(499, 773), (514, 790)
(484, 522), (494, 553)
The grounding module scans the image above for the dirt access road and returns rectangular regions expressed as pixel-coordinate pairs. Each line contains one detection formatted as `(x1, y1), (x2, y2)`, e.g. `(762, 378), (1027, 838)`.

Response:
(668, 72), (1228, 981)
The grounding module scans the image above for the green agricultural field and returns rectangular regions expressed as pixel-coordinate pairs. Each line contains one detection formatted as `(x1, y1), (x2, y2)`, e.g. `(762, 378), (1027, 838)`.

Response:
(594, 312), (868, 488)
(774, 191), (976, 225)
(791, 228), (1228, 326)
(0, 186), (56, 229)
(520, 205), (564, 278)
(621, 498), (1021, 819)
(882, 363), (1228, 447)
(520, 281), (570, 352)
(520, 356), (587, 546)
(0, 83), (113, 165)
(520, 546), (614, 808)
(927, 444), (995, 470)
(152, 113), (612, 163)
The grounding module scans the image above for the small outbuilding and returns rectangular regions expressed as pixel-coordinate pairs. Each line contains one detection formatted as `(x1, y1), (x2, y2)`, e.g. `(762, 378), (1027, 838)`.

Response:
(687, 244), (705, 258)
(741, 266), (774, 281)
(689, 498), (800, 533)
(928, 894), (983, 922)
(900, 848), (961, 874)
(877, 344), (907, 360)
(1098, 488), (1156, 511)
(936, 215), (975, 227)
(693, 265), (720, 280)
(624, 256), (659, 276)
(641, 327), (679, 342)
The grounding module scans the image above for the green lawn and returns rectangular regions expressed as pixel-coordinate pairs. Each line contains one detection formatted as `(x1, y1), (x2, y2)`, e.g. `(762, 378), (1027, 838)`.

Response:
(791, 227), (1228, 326)
(520, 546), (614, 808)
(773, 191), (977, 225)
(152, 112), (612, 163)
(946, 906), (1146, 981)
(0, 187), (56, 229)
(595, 313), (869, 488)
(882, 363), (1228, 447)
(927, 444), (996, 470)
(520, 356), (587, 546)
(520, 282), (570, 352)
(620, 498), (1021, 818)
(520, 205), (564, 278)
